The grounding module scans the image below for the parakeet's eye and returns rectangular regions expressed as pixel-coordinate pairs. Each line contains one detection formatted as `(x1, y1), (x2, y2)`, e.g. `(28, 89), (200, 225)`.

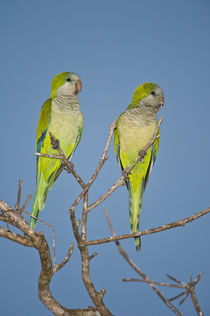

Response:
(151, 91), (156, 96)
(66, 78), (72, 82)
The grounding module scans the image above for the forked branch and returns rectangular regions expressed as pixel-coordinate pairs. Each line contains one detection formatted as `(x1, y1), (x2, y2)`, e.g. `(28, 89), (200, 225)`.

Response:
(104, 209), (204, 316)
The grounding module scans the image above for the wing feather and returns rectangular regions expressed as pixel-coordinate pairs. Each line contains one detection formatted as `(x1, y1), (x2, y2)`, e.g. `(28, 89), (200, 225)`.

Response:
(143, 127), (160, 190)
(54, 124), (83, 181)
(35, 99), (52, 182)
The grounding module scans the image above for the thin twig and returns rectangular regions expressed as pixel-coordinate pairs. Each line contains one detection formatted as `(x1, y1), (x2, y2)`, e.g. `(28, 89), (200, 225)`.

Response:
(166, 273), (204, 315)
(35, 152), (61, 159)
(21, 209), (55, 231)
(169, 291), (186, 302)
(103, 208), (183, 316)
(123, 278), (183, 289)
(89, 252), (98, 261)
(123, 272), (204, 315)
(69, 121), (116, 213)
(15, 179), (23, 210)
(87, 177), (125, 212)
(36, 131), (86, 189)
(86, 207), (210, 246)
(35, 149), (86, 189)
(19, 194), (32, 214)
(190, 289), (203, 316)
(53, 229), (56, 268)
(53, 242), (74, 274)
(167, 274), (184, 285)
(21, 207), (57, 267)
(81, 191), (89, 241)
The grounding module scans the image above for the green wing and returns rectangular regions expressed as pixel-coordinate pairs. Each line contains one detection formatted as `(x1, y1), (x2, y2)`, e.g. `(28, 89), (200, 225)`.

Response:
(144, 127), (160, 190)
(114, 121), (160, 191)
(54, 123), (83, 181)
(35, 99), (52, 182)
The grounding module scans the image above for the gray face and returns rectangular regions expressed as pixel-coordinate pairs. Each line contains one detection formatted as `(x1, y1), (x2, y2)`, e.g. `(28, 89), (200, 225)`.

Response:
(57, 73), (82, 97)
(154, 86), (164, 98)
(142, 86), (164, 112)
(69, 72), (81, 82)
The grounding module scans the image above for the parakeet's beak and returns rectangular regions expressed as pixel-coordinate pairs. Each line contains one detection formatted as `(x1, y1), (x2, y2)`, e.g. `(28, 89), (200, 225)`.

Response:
(75, 80), (82, 95)
(159, 97), (164, 108)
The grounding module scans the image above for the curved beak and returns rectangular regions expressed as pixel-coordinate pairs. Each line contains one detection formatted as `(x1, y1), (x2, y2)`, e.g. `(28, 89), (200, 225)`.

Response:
(159, 97), (164, 108)
(75, 80), (82, 95)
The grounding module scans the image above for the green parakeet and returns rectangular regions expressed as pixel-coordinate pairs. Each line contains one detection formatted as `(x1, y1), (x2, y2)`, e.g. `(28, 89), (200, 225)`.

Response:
(30, 72), (84, 229)
(114, 83), (164, 250)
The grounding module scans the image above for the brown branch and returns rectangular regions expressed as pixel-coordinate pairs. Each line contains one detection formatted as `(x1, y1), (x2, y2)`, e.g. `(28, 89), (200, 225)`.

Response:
(87, 176), (125, 212)
(35, 132), (86, 189)
(0, 198), (101, 316)
(15, 179), (23, 210)
(69, 191), (112, 315)
(190, 288), (203, 316)
(59, 123), (116, 316)
(123, 272), (204, 315)
(36, 230), (100, 316)
(35, 152), (62, 159)
(53, 242), (74, 274)
(123, 278), (183, 289)
(79, 244), (111, 316)
(69, 121), (116, 213)
(86, 207), (210, 246)
(81, 192), (88, 241)
(166, 273), (204, 315)
(103, 209), (183, 316)
(0, 226), (33, 246)
(19, 194), (32, 214)
(104, 209), (204, 316)
(21, 208), (55, 230)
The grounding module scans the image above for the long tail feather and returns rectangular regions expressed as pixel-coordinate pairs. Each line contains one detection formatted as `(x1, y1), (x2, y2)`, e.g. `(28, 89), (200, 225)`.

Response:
(30, 174), (50, 229)
(128, 179), (144, 251)
(30, 209), (40, 230)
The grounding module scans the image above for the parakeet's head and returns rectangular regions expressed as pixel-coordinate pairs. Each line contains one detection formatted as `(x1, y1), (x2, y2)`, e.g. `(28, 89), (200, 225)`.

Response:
(129, 82), (164, 112)
(50, 72), (82, 99)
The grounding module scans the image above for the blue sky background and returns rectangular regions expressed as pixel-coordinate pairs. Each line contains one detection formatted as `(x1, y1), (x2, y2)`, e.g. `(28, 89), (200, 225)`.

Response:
(0, 0), (210, 315)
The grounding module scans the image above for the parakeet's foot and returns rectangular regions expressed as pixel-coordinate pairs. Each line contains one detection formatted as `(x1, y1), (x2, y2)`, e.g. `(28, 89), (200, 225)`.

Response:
(49, 132), (60, 149)
(64, 161), (74, 173)
(138, 149), (147, 160)
(122, 168), (130, 179)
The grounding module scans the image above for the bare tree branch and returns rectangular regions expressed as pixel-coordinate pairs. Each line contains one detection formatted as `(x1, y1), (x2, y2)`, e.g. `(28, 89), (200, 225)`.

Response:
(87, 176), (125, 212)
(86, 207), (210, 246)
(103, 208), (183, 316)
(0, 199), (101, 316)
(69, 121), (116, 213)
(0, 226), (33, 246)
(53, 242), (74, 274)
(1, 116), (207, 316)
(166, 273), (204, 315)
(69, 191), (112, 316)
(15, 179), (23, 210)
(35, 132), (86, 189)
(19, 194), (32, 214)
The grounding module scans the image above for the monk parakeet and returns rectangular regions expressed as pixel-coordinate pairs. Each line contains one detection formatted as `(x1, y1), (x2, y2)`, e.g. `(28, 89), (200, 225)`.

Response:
(114, 83), (164, 250)
(30, 72), (83, 229)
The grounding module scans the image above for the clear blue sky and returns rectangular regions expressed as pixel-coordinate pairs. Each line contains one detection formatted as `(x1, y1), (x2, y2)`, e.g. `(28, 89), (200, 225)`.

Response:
(1, 0), (210, 315)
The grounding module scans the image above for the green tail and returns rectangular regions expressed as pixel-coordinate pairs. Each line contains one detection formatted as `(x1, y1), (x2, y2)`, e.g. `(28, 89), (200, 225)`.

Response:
(30, 174), (51, 230)
(30, 209), (40, 230)
(128, 180), (143, 251)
